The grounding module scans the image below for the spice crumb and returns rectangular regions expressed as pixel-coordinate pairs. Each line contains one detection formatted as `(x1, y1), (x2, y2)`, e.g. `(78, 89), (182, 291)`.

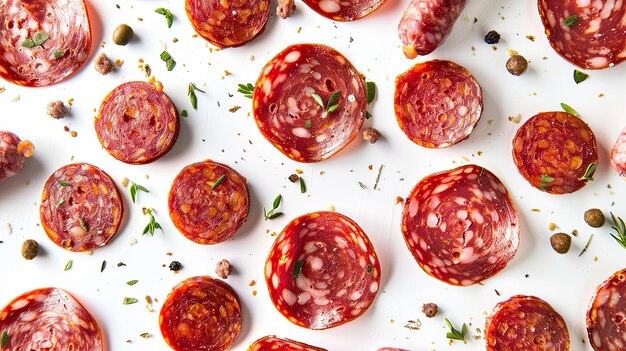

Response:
(422, 303), (438, 318)
(215, 259), (232, 279)
(121, 177), (129, 187)
(249, 280), (256, 286)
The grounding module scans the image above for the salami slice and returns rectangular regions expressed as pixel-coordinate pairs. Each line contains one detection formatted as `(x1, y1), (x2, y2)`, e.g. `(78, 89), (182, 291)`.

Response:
(485, 295), (570, 350)
(0, 287), (103, 350)
(168, 160), (249, 245)
(587, 268), (626, 350)
(611, 127), (626, 180)
(253, 44), (367, 163)
(0, 0), (91, 87)
(538, 0), (626, 70)
(394, 60), (482, 148)
(160, 276), (242, 351)
(95, 81), (180, 165)
(398, 0), (468, 59)
(185, 0), (269, 48)
(378, 348), (410, 351)
(0, 131), (34, 183)
(401, 165), (519, 286)
(302, 0), (387, 21)
(248, 336), (327, 351)
(512, 111), (599, 194)
(39, 163), (123, 252)
(265, 211), (381, 329)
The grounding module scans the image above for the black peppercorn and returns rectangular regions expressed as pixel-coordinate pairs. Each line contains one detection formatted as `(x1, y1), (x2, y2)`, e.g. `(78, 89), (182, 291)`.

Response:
(169, 261), (182, 271)
(484, 30), (501, 44)
(506, 55), (528, 76)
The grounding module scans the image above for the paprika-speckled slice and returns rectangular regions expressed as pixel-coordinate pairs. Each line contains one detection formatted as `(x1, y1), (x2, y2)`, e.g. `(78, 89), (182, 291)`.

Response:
(611, 126), (626, 180)
(587, 268), (626, 350)
(302, 0), (387, 21)
(248, 336), (327, 351)
(0, 131), (34, 183)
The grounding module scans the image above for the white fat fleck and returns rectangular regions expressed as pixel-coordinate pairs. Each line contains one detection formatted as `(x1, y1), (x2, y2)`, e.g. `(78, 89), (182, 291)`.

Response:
(232, 10), (237, 15)
(304, 241), (318, 253)
(576, 0), (591, 6)
(336, 289), (347, 297)
(298, 292), (311, 304)
(458, 105), (469, 116)
(310, 256), (323, 270)
(347, 94), (356, 102)
(427, 213), (439, 227)
(315, 134), (328, 142)
(370, 281), (379, 293)
(282, 289), (297, 306)
(272, 273), (279, 289)
(303, 86), (315, 94)
(350, 290), (362, 300)
(285, 51), (301, 63)
(314, 298), (330, 306)
(311, 71), (322, 80)
(20, 310), (37, 322)
(319, 0), (341, 13)
(588, 56), (609, 68)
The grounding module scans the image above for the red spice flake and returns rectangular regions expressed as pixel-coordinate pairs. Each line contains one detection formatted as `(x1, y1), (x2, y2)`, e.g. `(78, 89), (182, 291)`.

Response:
(396, 196), (404, 204)
(249, 280), (256, 286)
(166, 252), (173, 256)
(63, 126), (69, 132)
(368, 165), (373, 170)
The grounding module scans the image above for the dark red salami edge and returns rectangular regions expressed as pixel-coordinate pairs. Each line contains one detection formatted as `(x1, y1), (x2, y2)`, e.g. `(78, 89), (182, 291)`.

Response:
(265, 211), (381, 329)
(302, 0), (387, 22)
(587, 268), (626, 350)
(159, 276), (242, 351)
(0, 288), (103, 350)
(0, 131), (34, 183)
(611, 127), (626, 179)
(485, 295), (570, 350)
(248, 336), (328, 351)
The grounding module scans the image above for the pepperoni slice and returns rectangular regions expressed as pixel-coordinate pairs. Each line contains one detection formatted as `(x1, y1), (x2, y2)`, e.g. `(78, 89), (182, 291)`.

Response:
(95, 81), (180, 165)
(185, 0), (269, 48)
(398, 0), (469, 58)
(159, 276), (242, 351)
(0, 288), (103, 350)
(512, 111), (599, 194)
(538, 0), (626, 69)
(587, 268), (626, 350)
(248, 336), (327, 351)
(0, 0), (91, 87)
(394, 60), (482, 148)
(485, 295), (570, 350)
(265, 211), (381, 329)
(253, 43), (367, 163)
(401, 165), (519, 286)
(39, 163), (123, 252)
(378, 348), (410, 351)
(302, 0), (387, 21)
(168, 160), (249, 245)
(611, 127), (626, 180)
(0, 131), (34, 183)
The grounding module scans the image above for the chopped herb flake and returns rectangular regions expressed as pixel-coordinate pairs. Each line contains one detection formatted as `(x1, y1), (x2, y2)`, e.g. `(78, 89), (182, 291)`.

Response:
(57, 180), (71, 186)
(79, 218), (89, 232)
(100, 260), (107, 272)
(293, 259), (304, 277)
(563, 15), (579, 27)
(366, 81), (376, 104)
(299, 177), (306, 193)
(1, 330), (8, 348)
(53, 50), (65, 59)
(155, 8), (174, 28)
(574, 70), (588, 84)
(64, 260), (73, 271)
(127, 280), (139, 286)
(188, 83), (205, 110)
(212, 175), (226, 190)
(130, 182), (150, 203)
(579, 162), (597, 182)
(445, 318), (467, 341)
(561, 103), (579, 116)
(123, 297), (138, 305)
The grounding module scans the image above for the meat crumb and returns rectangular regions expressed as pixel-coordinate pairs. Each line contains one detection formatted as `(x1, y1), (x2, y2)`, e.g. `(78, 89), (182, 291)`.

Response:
(288, 174), (299, 183)
(422, 303), (438, 318)
(95, 53), (115, 75)
(277, 0), (296, 19)
(47, 101), (67, 119)
(215, 259), (232, 279)
(363, 127), (382, 144)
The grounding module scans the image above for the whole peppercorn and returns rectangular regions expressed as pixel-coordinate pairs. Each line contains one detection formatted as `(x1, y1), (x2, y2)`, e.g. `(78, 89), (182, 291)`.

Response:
(288, 174), (300, 183)
(550, 233), (572, 254)
(584, 208), (605, 228)
(506, 55), (528, 76)
(21, 239), (39, 260)
(422, 303), (438, 318)
(169, 261), (182, 271)
(484, 30), (501, 44)
(113, 24), (134, 46)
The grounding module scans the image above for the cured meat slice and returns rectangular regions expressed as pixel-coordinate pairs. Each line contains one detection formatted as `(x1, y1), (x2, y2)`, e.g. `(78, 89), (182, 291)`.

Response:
(95, 81), (180, 165)
(401, 165), (519, 286)
(39, 163), (123, 252)
(611, 127), (626, 180)
(168, 160), (249, 245)
(378, 348), (410, 351)
(512, 111), (599, 194)
(302, 0), (387, 21)
(587, 268), (626, 350)
(0, 287), (103, 350)
(485, 295), (570, 350)
(185, 0), (269, 48)
(394, 60), (482, 148)
(253, 44), (367, 163)
(248, 336), (327, 351)
(160, 276), (242, 351)
(398, 0), (468, 59)
(265, 211), (381, 329)
(0, 131), (34, 183)
(0, 0), (92, 87)
(538, 0), (626, 69)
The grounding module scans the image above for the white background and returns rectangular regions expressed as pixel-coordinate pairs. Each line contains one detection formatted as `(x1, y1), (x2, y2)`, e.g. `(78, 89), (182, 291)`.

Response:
(1, 0), (625, 350)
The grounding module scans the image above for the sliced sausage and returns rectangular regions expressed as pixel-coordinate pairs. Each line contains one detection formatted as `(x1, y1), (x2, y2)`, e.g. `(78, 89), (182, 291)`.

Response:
(611, 126), (626, 180)
(587, 268), (626, 350)
(401, 164), (519, 286)
(253, 43), (367, 163)
(39, 163), (123, 252)
(0, 131), (34, 183)
(248, 336), (327, 351)
(302, 0), (387, 21)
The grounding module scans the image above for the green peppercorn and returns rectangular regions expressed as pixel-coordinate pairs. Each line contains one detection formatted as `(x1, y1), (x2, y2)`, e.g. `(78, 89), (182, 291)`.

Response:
(550, 233), (571, 254)
(506, 55), (528, 76)
(21, 239), (39, 260)
(584, 208), (605, 228)
(113, 24), (134, 46)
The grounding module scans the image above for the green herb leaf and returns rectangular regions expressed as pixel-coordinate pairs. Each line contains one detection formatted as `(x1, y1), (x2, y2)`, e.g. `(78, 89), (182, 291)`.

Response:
(366, 81), (376, 104)
(272, 194), (282, 210)
(237, 83), (254, 99)
(304, 120), (312, 129)
(181, 109), (188, 117)
(100, 260), (107, 273)
(280, 255), (287, 263)
(55, 199), (64, 206)
(310, 93), (324, 109)
(563, 15), (579, 27)
(33, 32), (49, 46)
(53, 50), (65, 59)
(142, 208), (162, 236)
(293, 259), (304, 277)
(64, 260), (73, 271)
(445, 318), (467, 341)
(574, 70), (588, 84)
(127, 280), (139, 286)
(579, 162), (597, 181)
(188, 83), (205, 110)
(265, 195), (283, 220)
(160, 51), (175, 71)
(326, 90), (341, 110)
(57, 180), (71, 186)
(130, 182), (149, 203)
(299, 177), (306, 194)
(140, 332), (152, 338)
(366, 111), (372, 119)
(22, 38), (35, 48)
(1, 330), (8, 348)
(579, 234), (594, 256)
(268, 212), (283, 220)
(79, 218), (89, 232)
(326, 104), (340, 113)
(160, 51), (172, 61)
(561, 103), (579, 116)
(212, 175), (226, 190)
(367, 265), (373, 274)
(540, 174), (555, 189)
(610, 213), (626, 249)
(123, 297), (138, 305)
(155, 8), (174, 28)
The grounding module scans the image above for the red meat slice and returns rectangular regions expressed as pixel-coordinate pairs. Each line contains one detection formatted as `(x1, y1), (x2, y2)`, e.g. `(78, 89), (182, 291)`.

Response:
(611, 127), (626, 179)
(248, 336), (327, 351)
(587, 268), (626, 350)
(302, 0), (387, 21)
(0, 131), (34, 183)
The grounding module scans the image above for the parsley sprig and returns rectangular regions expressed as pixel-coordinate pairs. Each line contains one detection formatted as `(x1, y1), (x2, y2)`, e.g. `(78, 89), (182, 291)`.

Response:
(264, 194), (283, 220)
(130, 182), (150, 203)
(237, 83), (254, 99)
(155, 8), (174, 28)
(610, 213), (626, 249)
(445, 318), (467, 341)
(310, 90), (341, 114)
(142, 208), (162, 236)
(188, 83), (205, 110)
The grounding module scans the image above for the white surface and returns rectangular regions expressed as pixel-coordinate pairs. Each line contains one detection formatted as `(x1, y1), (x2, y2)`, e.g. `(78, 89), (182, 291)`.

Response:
(0, 1), (625, 350)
